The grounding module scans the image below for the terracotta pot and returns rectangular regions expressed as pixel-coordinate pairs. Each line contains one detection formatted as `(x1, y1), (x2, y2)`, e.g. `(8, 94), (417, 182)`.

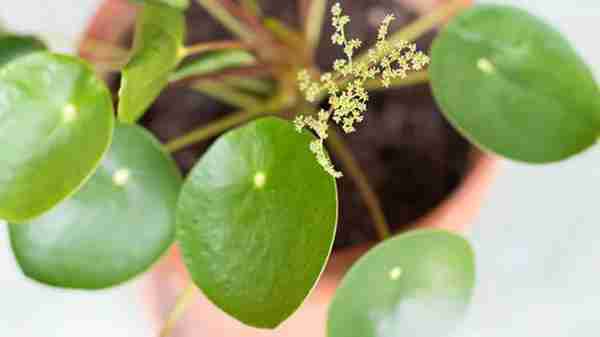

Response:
(80, 0), (496, 336)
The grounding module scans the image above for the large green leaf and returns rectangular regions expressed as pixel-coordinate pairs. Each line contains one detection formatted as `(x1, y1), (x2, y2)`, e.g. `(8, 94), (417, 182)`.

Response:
(430, 5), (600, 163)
(169, 49), (256, 82)
(118, 3), (185, 123)
(177, 117), (338, 328)
(130, 0), (190, 11)
(9, 123), (182, 289)
(0, 33), (46, 67)
(0, 53), (114, 223)
(328, 230), (475, 337)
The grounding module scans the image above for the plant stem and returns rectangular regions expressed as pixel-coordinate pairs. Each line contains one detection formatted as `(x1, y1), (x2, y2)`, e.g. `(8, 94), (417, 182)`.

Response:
(183, 40), (248, 58)
(169, 64), (272, 87)
(158, 282), (197, 337)
(364, 70), (429, 91)
(79, 38), (131, 75)
(390, 0), (467, 42)
(165, 110), (261, 153)
(192, 80), (264, 108)
(91, 59), (129, 74)
(79, 38), (130, 61)
(223, 77), (275, 96)
(327, 130), (391, 240)
(241, 0), (262, 17)
(355, 0), (469, 65)
(195, 0), (257, 43)
(303, 0), (328, 55)
(314, 69), (429, 103)
(263, 18), (306, 51)
(219, 0), (264, 30)
(165, 81), (294, 153)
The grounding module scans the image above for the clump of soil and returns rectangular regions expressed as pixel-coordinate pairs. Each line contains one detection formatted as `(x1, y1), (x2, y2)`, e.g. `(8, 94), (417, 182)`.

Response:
(138, 0), (471, 249)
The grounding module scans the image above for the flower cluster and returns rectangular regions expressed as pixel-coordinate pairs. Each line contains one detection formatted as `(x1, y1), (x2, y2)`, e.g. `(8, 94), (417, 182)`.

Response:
(296, 3), (430, 178)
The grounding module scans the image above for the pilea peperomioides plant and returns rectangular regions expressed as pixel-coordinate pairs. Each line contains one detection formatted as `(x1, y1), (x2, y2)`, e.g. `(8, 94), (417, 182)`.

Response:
(1, 1), (598, 336)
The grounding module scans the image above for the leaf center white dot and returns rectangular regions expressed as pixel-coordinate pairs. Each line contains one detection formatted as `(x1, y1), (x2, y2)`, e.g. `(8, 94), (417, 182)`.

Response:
(477, 58), (496, 74)
(254, 171), (266, 189)
(112, 169), (131, 186)
(62, 104), (77, 122)
(389, 266), (403, 280)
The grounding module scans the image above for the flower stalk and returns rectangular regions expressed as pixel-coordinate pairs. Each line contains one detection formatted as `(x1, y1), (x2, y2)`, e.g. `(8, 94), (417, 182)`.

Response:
(295, 3), (430, 178)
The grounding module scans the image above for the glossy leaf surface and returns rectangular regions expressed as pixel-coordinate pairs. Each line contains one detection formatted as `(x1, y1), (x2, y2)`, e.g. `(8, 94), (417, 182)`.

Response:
(9, 124), (182, 289)
(177, 117), (338, 328)
(118, 3), (185, 123)
(328, 230), (475, 337)
(0, 53), (114, 223)
(430, 5), (600, 163)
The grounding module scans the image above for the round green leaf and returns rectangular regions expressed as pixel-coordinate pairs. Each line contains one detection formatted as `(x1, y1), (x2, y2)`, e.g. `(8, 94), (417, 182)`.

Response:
(177, 117), (338, 328)
(0, 33), (46, 67)
(328, 230), (475, 337)
(169, 49), (256, 82)
(0, 53), (114, 223)
(430, 5), (600, 163)
(118, 3), (185, 123)
(9, 123), (182, 289)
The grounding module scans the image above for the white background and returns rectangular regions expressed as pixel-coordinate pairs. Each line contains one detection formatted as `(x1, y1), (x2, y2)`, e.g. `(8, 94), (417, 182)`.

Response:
(1, 1), (599, 336)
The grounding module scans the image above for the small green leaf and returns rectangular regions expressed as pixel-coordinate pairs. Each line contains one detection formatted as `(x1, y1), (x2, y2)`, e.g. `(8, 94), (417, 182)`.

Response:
(130, 0), (190, 11)
(118, 3), (185, 123)
(177, 117), (338, 328)
(328, 229), (475, 337)
(0, 53), (114, 223)
(430, 5), (600, 163)
(9, 123), (182, 289)
(169, 49), (256, 82)
(0, 33), (46, 67)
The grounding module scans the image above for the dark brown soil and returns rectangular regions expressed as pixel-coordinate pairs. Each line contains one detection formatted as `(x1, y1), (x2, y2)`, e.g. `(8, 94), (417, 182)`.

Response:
(138, 0), (471, 249)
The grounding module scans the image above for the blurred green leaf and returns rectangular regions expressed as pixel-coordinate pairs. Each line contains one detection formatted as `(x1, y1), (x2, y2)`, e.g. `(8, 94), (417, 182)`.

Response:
(177, 117), (338, 328)
(0, 53), (114, 223)
(130, 0), (189, 11)
(328, 229), (475, 337)
(9, 123), (182, 289)
(0, 32), (46, 67)
(169, 49), (256, 82)
(430, 5), (600, 163)
(118, 3), (185, 123)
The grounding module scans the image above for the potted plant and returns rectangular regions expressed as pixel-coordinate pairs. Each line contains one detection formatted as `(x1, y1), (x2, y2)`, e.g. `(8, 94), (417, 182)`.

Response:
(1, 0), (597, 337)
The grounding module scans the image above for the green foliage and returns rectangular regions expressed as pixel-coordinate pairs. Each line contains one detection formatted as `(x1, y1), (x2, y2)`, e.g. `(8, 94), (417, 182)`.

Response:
(130, 0), (190, 11)
(296, 3), (429, 177)
(328, 229), (475, 337)
(177, 117), (338, 328)
(3, 1), (596, 336)
(9, 124), (181, 289)
(0, 53), (114, 223)
(118, 3), (185, 123)
(430, 5), (600, 163)
(0, 32), (46, 67)
(169, 49), (256, 82)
